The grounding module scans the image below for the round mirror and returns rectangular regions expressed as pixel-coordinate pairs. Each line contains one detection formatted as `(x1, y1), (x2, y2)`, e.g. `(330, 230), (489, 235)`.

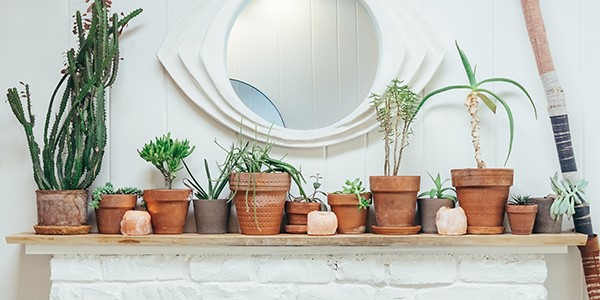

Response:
(227, 0), (378, 130)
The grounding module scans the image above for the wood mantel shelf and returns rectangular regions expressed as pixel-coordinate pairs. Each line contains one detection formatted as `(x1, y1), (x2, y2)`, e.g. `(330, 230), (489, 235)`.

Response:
(6, 233), (587, 255)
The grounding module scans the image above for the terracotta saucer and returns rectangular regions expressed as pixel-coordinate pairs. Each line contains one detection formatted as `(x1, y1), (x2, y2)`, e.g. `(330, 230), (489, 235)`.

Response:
(285, 225), (307, 234)
(34, 225), (92, 235)
(467, 226), (505, 235)
(371, 225), (421, 235)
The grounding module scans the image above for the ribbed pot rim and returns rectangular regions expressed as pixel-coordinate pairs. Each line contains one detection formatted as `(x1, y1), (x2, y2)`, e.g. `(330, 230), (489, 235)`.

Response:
(229, 172), (291, 192)
(369, 175), (421, 192)
(451, 168), (514, 187)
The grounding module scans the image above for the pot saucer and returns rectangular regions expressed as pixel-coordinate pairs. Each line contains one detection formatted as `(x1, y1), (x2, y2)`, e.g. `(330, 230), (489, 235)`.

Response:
(34, 225), (92, 235)
(285, 225), (307, 234)
(467, 226), (505, 235)
(371, 225), (421, 235)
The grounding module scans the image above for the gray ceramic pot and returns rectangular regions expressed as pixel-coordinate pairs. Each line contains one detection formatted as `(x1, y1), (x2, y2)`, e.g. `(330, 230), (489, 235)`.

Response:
(530, 196), (562, 233)
(417, 198), (455, 233)
(193, 199), (230, 234)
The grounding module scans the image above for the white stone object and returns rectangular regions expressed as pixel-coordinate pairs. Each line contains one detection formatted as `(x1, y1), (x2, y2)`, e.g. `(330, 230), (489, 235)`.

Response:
(307, 211), (337, 236)
(436, 206), (467, 235)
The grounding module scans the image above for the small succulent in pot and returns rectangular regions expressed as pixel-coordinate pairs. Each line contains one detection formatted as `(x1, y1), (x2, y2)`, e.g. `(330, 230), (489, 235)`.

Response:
(506, 194), (538, 235)
(286, 174), (328, 234)
(91, 182), (142, 234)
(335, 178), (371, 210)
(91, 182), (142, 209)
(417, 172), (457, 234)
(509, 194), (533, 206)
(328, 178), (371, 234)
(418, 172), (457, 202)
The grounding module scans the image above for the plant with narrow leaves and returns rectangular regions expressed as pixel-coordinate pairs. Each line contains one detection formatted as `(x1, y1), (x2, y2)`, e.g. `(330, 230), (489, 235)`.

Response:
(370, 79), (420, 176)
(335, 178), (371, 210)
(91, 182), (142, 209)
(509, 194), (532, 205)
(550, 172), (588, 220)
(5, 1), (142, 190)
(418, 172), (457, 201)
(414, 41), (537, 169)
(289, 174), (328, 212)
(138, 133), (195, 189)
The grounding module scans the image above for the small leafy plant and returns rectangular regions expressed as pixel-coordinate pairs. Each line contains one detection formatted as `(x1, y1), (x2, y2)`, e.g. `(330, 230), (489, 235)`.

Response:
(550, 172), (588, 220)
(91, 182), (142, 209)
(335, 178), (371, 210)
(138, 133), (195, 189)
(509, 194), (532, 205)
(417, 172), (457, 201)
(290, 173), (327, 203)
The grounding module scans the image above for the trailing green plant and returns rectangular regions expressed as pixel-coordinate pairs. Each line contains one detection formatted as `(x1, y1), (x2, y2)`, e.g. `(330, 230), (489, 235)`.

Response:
(550, 172), (588, 220)
(334, 178), (371, 210)
(509, 194), (532, 206)
(91, 182), (142, 209)
(5, 1), (142, 190)
(417, 172), (457, 201)
(370, 79), (420, 176)
(138, 133), (195, 189)
(414, 41), (537, 168)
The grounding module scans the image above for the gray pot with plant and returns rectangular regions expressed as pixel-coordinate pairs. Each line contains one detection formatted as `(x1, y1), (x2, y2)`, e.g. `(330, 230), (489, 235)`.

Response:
(92, 183), (142, 234)
(530, 195), (562, 233)
(417, 172), (457, 234)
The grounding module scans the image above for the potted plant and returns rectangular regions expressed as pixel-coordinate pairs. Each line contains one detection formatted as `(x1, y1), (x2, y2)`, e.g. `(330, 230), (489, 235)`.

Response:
(92, 183), (142, 234)
(369, 79), (421, 229)
(328, 178), (371, 234)
(417, 172), (457, 234)
(505, 195), (538, 235)
(549, 172), (590, 232)
(138, 133), (195, 234)
(285, 173), (327, 234)
(414, 42), (537, 234)
(530, 194), (562, 233)
(5, 1), (142, 234)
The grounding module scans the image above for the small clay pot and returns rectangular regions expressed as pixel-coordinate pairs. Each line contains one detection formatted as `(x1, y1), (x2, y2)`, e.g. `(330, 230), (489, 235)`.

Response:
(285, 201), (320, 233)
(328, 193), (370, 234)
(143, 189), (191, 234)
(417, 198), (455, 233)
(36, 190), (88, 226)
(95, 194), (137, 234)
(530, 196), (562, 233)
(193, 199), (230, 234)
(505, 203), (538, 235)
(370, 176), (420, 227)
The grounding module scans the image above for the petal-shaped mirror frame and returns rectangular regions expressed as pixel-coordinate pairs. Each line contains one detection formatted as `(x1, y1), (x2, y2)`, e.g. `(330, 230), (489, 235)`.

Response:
(158, 0), (445, 148)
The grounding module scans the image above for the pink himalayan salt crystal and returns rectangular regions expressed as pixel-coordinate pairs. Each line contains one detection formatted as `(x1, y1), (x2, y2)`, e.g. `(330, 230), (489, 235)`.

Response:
(307, 211), (337, 236)
(120, 210), (151, 236)
(436, 206), (467, 236)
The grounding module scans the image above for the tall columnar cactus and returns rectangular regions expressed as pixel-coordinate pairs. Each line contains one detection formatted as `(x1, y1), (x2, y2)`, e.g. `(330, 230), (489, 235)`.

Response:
(6, 1), (142, 190)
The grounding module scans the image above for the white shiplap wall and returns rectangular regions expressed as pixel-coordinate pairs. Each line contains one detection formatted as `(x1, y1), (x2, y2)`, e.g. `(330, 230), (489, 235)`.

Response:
(0, 1), (598, 299)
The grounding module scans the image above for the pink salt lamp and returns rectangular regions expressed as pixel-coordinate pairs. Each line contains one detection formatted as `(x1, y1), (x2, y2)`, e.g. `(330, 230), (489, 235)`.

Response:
(436, 206), (467, 235)
(120, 210), (152, 236)
(307, 211), (337, 236)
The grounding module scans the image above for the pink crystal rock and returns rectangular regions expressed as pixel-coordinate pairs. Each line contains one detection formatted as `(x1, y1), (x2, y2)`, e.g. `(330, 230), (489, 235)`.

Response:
(307, 211), (337, 236)
(120, 210), (152, 236)
(436, 206), (467, 235)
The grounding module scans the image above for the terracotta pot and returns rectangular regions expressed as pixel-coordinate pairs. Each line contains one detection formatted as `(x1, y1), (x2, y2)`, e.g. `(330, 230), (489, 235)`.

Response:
(530, 196), (562, 233)
(418, 198), (455, 233)
(143, 189), (191, 234)
(505, 204), (538, 235)
(451, 168), (513, 230)
(286, 201), (320, 225)
(193, 199), (230, 234)
(95, 194), (137, 234)
(370, 176), (420, 227)
(229, 172), (290, 235)
(328, 193), (370, 234)
(36, 190), (88, 226)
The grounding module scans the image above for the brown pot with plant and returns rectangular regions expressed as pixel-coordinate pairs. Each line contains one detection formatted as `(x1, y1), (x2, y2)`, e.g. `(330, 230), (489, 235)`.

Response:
(415, 42), (537, 234)
(505, 195), (538, 235)
(417, 172), (457, 234)
(285, 174), (327, 234)
(138, 133), (195, 234)
(92, 183), (142, 234)
(328, 178), (371, 234)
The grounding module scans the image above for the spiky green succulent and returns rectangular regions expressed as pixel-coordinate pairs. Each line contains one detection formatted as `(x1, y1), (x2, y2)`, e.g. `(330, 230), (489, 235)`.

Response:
(418, 172), (457, 201)
(91, 182), (142, 209)
(335, 178), (371, 210)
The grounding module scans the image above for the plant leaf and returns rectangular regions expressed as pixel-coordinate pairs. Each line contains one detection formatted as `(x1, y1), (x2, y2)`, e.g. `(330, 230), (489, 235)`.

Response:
(477, 92), (496, 113)
(479, 89), (514, 166)
(478, 77), (538, 119)
(415, 85), (472, 117)
(455, 41), (476, 87)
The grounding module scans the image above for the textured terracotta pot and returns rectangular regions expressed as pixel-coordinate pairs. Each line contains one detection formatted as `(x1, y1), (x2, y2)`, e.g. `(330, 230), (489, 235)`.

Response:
(370, 176), (420, 227)
(506, 204), (538, 235)
(418, 198), (455, 233)
(328, 193), (370, 234)
(451, 168), (513, 229)
(95, 194), (137, 234)
(230, 172), (290, 235)
(36, 190), (88, 226)
(193, 199), (230, 234)
(143, 189), (191, 234)
(530, 196), (562, 233)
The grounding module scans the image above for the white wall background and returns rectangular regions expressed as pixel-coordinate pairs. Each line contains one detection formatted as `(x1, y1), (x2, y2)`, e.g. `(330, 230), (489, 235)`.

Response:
(0, 0), (598, 299)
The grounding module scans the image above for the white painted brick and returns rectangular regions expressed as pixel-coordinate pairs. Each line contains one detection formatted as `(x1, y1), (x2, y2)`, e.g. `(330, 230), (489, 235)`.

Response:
(51, 256), (102, 281)
(508, 285), (547, 300)
(122, 282), (200, 300)
(375, 287), (417, 300)
(336, 259), (386, 284)
(459, 258), (547, 283)
(102, 255), (189, 281)
(258, 257), (334, 283)
(50, 283), (82, 300)
(190, 256), (254, 282)
(390, 259), (457, 285)
(417, 283), (509, 300)
(201, 283), (295, 300)
(297, 284), (375, 299)
(81, 284), (123, 300)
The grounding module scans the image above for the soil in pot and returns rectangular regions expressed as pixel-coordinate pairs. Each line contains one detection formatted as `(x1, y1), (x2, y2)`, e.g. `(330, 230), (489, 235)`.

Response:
(418, 198), (455, 233)
(285, 201), (320, 234)
(193, 199), (230, 234)
(143, 189), (191, 234)
(95, 194), (137, 234)
(370, 176), (420, 227)
(328, 193), (370, 234)
(36, 190), (89, 226)
(530, 196), (562, 233)
(506, 204), (538, 235)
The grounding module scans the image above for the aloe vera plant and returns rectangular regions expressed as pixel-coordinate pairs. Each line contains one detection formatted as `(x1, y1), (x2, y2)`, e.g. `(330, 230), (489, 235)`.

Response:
(418, 172), (457, 201)
(414, 42), (537, 168)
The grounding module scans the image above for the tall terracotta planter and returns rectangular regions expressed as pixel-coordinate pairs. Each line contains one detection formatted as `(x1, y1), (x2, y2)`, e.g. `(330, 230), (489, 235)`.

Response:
(229, 172), (290, 235)
(36, 190), (89, 226)
(370, 176), (420, 227)
(285, 201), (320, 234)
(328, 193), (370, 234)
(452, 168), (513, 234)
(505, 204), (538, 235)
(143, 189), (191, 234)
(193, 199), (230, 234)
(95, 194), (137, 234)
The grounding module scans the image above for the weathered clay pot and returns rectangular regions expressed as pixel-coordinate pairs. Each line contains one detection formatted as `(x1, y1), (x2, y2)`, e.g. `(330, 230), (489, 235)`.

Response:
(285, 201), (320, 233)
(36, 190), (88, 226)
(193, 199), (230, 234)
(328, 193), (370, 234)
(451, 168), (513, 232)
(143, 189), (191, 234)
(370, 176), (420, 227)
(418, 198), (455, 233)
(95, 194), (137, 234)
(229, 172), (290, 235)
(530, 196), (562, 233)
(505, 204), (538, 235)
